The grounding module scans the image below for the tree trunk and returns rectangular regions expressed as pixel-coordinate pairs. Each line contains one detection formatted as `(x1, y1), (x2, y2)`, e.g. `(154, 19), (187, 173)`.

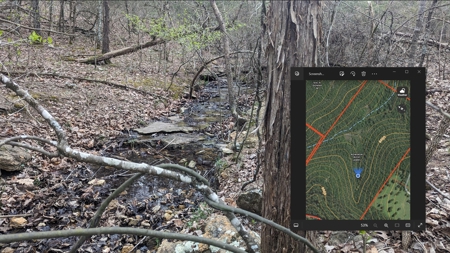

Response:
(58, 0), (64, 32)
(262, 1), (322, 252)
(96, 0), (103, 49)
(48, 0), (53, 36)
(31, 0), (40, 30)
(408, 0), (426, 67)
(101, 0), (110, 64)
(68, 0), (76, 44)
(210, 0), (243, 127)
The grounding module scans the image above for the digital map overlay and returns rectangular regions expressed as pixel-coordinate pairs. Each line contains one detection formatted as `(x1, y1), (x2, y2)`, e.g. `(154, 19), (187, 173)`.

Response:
(305, 80), (411, 220)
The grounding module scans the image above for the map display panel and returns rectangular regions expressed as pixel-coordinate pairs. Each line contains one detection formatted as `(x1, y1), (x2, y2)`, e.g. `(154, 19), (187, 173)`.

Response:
(305, 80), (411, 221)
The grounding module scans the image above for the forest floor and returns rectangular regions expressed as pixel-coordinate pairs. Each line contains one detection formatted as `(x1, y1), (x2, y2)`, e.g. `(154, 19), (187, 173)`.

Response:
(0, 31), (449, 253)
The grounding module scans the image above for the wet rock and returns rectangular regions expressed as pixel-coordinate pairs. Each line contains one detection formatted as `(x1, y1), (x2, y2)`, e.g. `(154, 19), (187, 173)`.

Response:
(0, 145), (31, 174)
(134, 121), (194, 134)
(236, 189), (262, 215)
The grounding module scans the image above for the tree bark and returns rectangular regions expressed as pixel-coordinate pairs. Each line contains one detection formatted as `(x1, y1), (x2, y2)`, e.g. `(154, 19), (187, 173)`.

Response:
(101, 0), (110, 58)
(262, 1), (321, 252)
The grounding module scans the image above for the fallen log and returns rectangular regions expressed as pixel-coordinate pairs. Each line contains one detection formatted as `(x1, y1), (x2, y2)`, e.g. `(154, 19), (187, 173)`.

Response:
(67, 39), (166, 64)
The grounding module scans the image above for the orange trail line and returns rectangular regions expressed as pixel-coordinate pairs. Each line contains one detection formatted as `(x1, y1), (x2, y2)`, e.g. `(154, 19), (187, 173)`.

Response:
(306, 214), (322, 220)
(378, 80), (410, 101)
(359, 147), (411, 220)
(306, 123), (324, 138)
(306, 80), (368, 166)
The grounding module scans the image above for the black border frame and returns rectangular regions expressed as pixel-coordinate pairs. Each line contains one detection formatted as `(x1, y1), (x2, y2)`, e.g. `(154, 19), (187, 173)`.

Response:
(291, 67), (426, 231)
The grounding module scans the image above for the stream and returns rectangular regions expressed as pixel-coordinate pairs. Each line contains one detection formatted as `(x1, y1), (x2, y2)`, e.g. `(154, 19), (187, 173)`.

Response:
(97, 80), (254, 221)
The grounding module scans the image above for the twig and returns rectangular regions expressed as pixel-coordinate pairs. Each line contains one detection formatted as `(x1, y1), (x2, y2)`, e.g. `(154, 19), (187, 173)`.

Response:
(0, 17), (77, 36)
(7, 141), (59, 157)
(426, 101), (450, 119)
(70, 173), (145, 253)
(0, 214), (33, 218)
(426, 179), (450, 200)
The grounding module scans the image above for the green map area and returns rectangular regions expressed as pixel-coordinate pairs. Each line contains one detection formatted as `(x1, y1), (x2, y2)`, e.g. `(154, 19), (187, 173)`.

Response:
(305, 80), (411, 220)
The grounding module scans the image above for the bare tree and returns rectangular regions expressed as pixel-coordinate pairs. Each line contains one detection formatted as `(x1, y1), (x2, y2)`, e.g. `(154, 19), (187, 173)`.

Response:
(210, 0), (246, 128)
(31, 0), (40, 30)
(262, 1), (322, 252)
(58, 0), (65, 32)
(101, 0), (110, 58)
(408, 0), (426, 67)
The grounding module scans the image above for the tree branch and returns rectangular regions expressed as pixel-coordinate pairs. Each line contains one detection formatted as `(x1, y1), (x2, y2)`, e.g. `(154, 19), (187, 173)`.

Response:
(7, 141), (59, 157)
(204, 198), (321, 253)
(0, 227), (246, 253)
(0, 73), (260, 253)
(70, 173), (145, 253)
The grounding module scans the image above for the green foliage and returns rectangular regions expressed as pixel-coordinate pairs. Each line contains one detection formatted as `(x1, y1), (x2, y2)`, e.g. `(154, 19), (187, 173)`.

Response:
(0, 30), (3, 37)
(28, 31), (53, 45)
(214, 158), (228, 171)
(125, 14), (222, 51)
(186, 202), (213, 228)
(28, 31), (43, 44)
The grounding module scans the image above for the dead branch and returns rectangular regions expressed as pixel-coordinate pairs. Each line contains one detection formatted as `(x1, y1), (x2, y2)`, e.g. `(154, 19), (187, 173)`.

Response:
(0, 73), (260, 252)
(0, 227), (246, 253)
(204, 198), (320, 253)
(188, 50), (252, 99)
(0, 71), (158, 97)
(0, 17), (77, 36)
(68, 39), (166, 64)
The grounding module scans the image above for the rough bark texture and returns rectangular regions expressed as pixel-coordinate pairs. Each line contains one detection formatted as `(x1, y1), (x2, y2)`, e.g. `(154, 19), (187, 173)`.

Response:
(262, 1), (321, 252)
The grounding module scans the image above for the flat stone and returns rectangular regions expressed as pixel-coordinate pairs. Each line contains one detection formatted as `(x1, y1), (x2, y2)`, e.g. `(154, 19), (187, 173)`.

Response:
(134, 121), (194, 134)
(0, 145), (31, 173)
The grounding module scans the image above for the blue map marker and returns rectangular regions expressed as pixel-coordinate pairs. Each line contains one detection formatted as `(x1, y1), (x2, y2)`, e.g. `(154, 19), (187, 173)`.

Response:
(353, 168), (363, 178)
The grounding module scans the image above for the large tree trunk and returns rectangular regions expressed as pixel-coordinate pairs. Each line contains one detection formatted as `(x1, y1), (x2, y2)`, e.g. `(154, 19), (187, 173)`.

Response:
(262, 1), (321, 252)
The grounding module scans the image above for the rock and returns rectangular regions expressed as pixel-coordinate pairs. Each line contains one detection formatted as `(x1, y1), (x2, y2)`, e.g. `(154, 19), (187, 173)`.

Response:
(1, 247), (14, 253)
(221, 147), (234, 155)
(236, 189), (262, 215)
(0, 145), (31, 174)
(134, 121), (194, 134)
(10, 217), (27, 227)
(157, 214), (260, 253)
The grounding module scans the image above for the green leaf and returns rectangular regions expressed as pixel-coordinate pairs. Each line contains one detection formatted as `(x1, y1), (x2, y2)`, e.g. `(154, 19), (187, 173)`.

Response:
(47, 37), (53, 44)
(0, 30), (3, 36)
(359, 230), (366, 235)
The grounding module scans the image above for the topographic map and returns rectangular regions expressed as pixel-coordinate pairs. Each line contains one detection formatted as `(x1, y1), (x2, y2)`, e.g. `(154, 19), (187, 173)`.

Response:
(305, 80), (411, 220)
